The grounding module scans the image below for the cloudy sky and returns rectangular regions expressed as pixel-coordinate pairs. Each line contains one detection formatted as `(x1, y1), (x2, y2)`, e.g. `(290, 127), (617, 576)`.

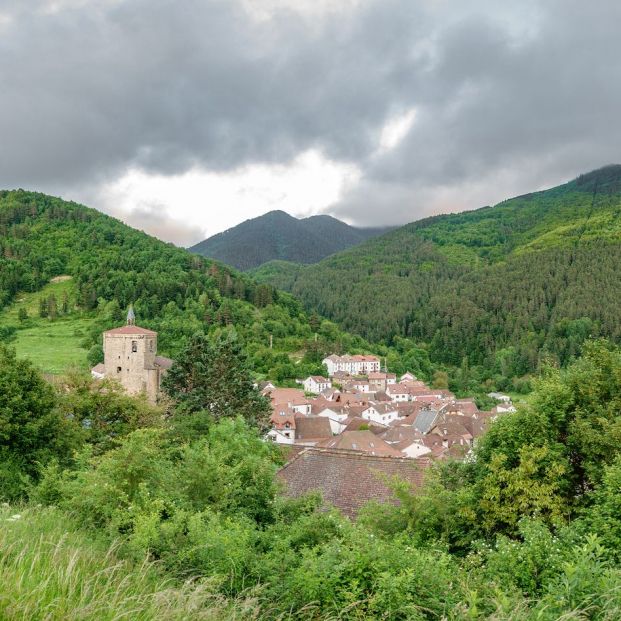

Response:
(1, 0), (620, 245)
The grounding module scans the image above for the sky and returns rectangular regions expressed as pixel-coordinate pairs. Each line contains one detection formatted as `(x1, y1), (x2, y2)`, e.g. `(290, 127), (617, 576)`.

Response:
(1, 0), (620, 246)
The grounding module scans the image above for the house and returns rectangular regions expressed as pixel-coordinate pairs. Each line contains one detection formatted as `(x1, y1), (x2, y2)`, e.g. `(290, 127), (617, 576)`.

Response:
(268, 407), (298, 444)
(493, 402), (517, 414)
(322, 354), (381, 377)
(303, 376), (332, 394)
(317, 430), (404, 457)
(257, 380), (276, 391)
(351, 378), (370, 393)
(293, 416), (333, 446)
(334, 392), (370, 406)
(91, 363), (105, 379)
(488, 392), (512, 403)
(380, 427), (432, 458)
(341, 416), (387, 434)
(411, 409), (441, 434)
(386, 383), (410, 402)
(429, 418), (473, 446)
(91, 307), (172, 403)
(314, 404), (349, 434)
(407, 387), (445, 401)
(361, 403), (399, 425)
(400, 372), (417, 383)
(331, 370), (352, 383)
(444, 399), (480, 417)
(368, 372), (396, 391)
(268, 388), (312, 416)
(320, 387), (339, 401)
(277, 448), (430, 518)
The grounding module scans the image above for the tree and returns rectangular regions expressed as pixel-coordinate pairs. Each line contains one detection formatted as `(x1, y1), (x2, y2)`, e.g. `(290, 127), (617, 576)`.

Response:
(162, 331), (271, 428)
(61, 290), (70, 314)
(17, 307), (28, 322)
(0, 346), (78, 497)
(432, 370), (449, 389)
(38, 296), (48, 318)
(58, 372), (163, 453)
(47, 294), (58, 320)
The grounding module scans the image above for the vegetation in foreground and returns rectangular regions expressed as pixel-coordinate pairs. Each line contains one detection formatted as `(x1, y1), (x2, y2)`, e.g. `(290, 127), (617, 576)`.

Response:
(0, 505), (262, 621)
(3, 337), (621, 619)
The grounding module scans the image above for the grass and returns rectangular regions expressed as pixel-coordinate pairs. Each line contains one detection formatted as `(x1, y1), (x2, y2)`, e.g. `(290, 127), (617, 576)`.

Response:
(0, 505), (262, 621)
(0, 278), (97, 374)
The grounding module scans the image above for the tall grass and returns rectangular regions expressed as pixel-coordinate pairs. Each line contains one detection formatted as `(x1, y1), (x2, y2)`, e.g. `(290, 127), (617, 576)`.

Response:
(0, 505), (262, 621)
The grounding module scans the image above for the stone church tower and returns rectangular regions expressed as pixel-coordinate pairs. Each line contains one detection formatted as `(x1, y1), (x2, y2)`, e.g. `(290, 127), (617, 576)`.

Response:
(92, 306), (173, 402)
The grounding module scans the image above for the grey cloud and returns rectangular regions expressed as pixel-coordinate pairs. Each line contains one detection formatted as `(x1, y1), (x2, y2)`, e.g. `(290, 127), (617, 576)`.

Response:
(331, 0), (621, 224)
(1, 0), (620, 230)
(0, 0), (428, 188)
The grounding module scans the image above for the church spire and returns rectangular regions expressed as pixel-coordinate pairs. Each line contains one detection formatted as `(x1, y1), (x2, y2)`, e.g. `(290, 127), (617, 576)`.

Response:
(127, 304), (136, 326)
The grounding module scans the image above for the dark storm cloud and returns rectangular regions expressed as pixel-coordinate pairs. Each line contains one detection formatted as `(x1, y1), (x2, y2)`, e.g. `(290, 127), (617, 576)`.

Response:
(1, 0), (620, 227)
(0, 0), (428, 189)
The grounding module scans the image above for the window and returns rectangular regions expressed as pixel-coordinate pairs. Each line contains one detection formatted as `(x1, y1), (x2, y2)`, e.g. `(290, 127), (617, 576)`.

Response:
(131, 340), (138, 353)
(116, 366), (122, 373)
(149, 340), (153, 352)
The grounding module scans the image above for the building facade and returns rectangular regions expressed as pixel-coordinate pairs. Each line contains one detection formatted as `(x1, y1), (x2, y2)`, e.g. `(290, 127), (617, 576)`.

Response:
(91, 310), (172, 402)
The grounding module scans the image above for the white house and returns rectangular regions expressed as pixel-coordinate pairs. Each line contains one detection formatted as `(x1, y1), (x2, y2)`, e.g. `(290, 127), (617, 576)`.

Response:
(303, 376), (332, 394)
(268, 408), (297, 444)
(487, 392), (512, 403)
(266, 428), (295, 444)
(322, 354), (381, 377)
(361, 404), (399, 425)
(493, 402), (517, 414)
(380, 427), (432, 458)
(400, 372), (417, 383)
(400, 441), (433, 458)
(387, 383), (410, 402)
(352, 378), (370, 393)
(315, 405), (349, 434)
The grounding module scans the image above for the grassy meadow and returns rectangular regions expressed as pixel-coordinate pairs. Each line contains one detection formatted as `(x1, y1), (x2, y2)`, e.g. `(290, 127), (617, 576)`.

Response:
(0, 505), (261, 621)
(0, 278), (97, 374)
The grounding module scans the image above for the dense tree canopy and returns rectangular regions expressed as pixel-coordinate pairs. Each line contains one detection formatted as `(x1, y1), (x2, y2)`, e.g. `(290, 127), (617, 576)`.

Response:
(162, 330), (271, 428)
(256, 166), (621, 385)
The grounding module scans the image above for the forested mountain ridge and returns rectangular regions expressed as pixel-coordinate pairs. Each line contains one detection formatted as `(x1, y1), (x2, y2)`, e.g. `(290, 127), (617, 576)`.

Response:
(189, 209), (392, 270)
(255, 165), (621, 379)
(0, 190), (383, 381)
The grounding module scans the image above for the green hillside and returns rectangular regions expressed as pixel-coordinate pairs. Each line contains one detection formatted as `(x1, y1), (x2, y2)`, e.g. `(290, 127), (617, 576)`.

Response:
(189, 209), (392, 270)
(256, 165), (621, 379)
(0, 191), (382, 381)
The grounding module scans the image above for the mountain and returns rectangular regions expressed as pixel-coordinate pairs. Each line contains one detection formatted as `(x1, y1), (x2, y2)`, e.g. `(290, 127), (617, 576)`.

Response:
(255, 165), (621, 378)
(189, 210), (392, 270)
(0, 190), (382, 381)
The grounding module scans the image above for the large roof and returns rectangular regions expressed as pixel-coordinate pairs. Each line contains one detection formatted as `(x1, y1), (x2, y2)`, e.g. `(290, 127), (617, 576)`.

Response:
(277, 448), (430, 518)
(317, 430), (403, 457)
(294, 416), (333, 441)
(413, 409), (440, 434)
(104, 325), (157, 336)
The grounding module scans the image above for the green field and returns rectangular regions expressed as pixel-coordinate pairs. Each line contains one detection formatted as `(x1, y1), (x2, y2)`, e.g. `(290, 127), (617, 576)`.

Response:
(0, 278), (97, 374)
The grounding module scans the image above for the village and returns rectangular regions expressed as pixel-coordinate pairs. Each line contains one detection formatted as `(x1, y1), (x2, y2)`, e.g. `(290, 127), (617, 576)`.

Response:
(266, 354), (516, 516)
(91, 317), (516, 517)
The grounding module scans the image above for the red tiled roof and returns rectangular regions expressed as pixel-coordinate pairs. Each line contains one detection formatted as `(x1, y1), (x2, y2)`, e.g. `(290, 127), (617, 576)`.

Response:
(277, 448), (430, 518)
(104, 325), (157, 336)
(294, 416), (333, 441)
(317, 430), (404, 457)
